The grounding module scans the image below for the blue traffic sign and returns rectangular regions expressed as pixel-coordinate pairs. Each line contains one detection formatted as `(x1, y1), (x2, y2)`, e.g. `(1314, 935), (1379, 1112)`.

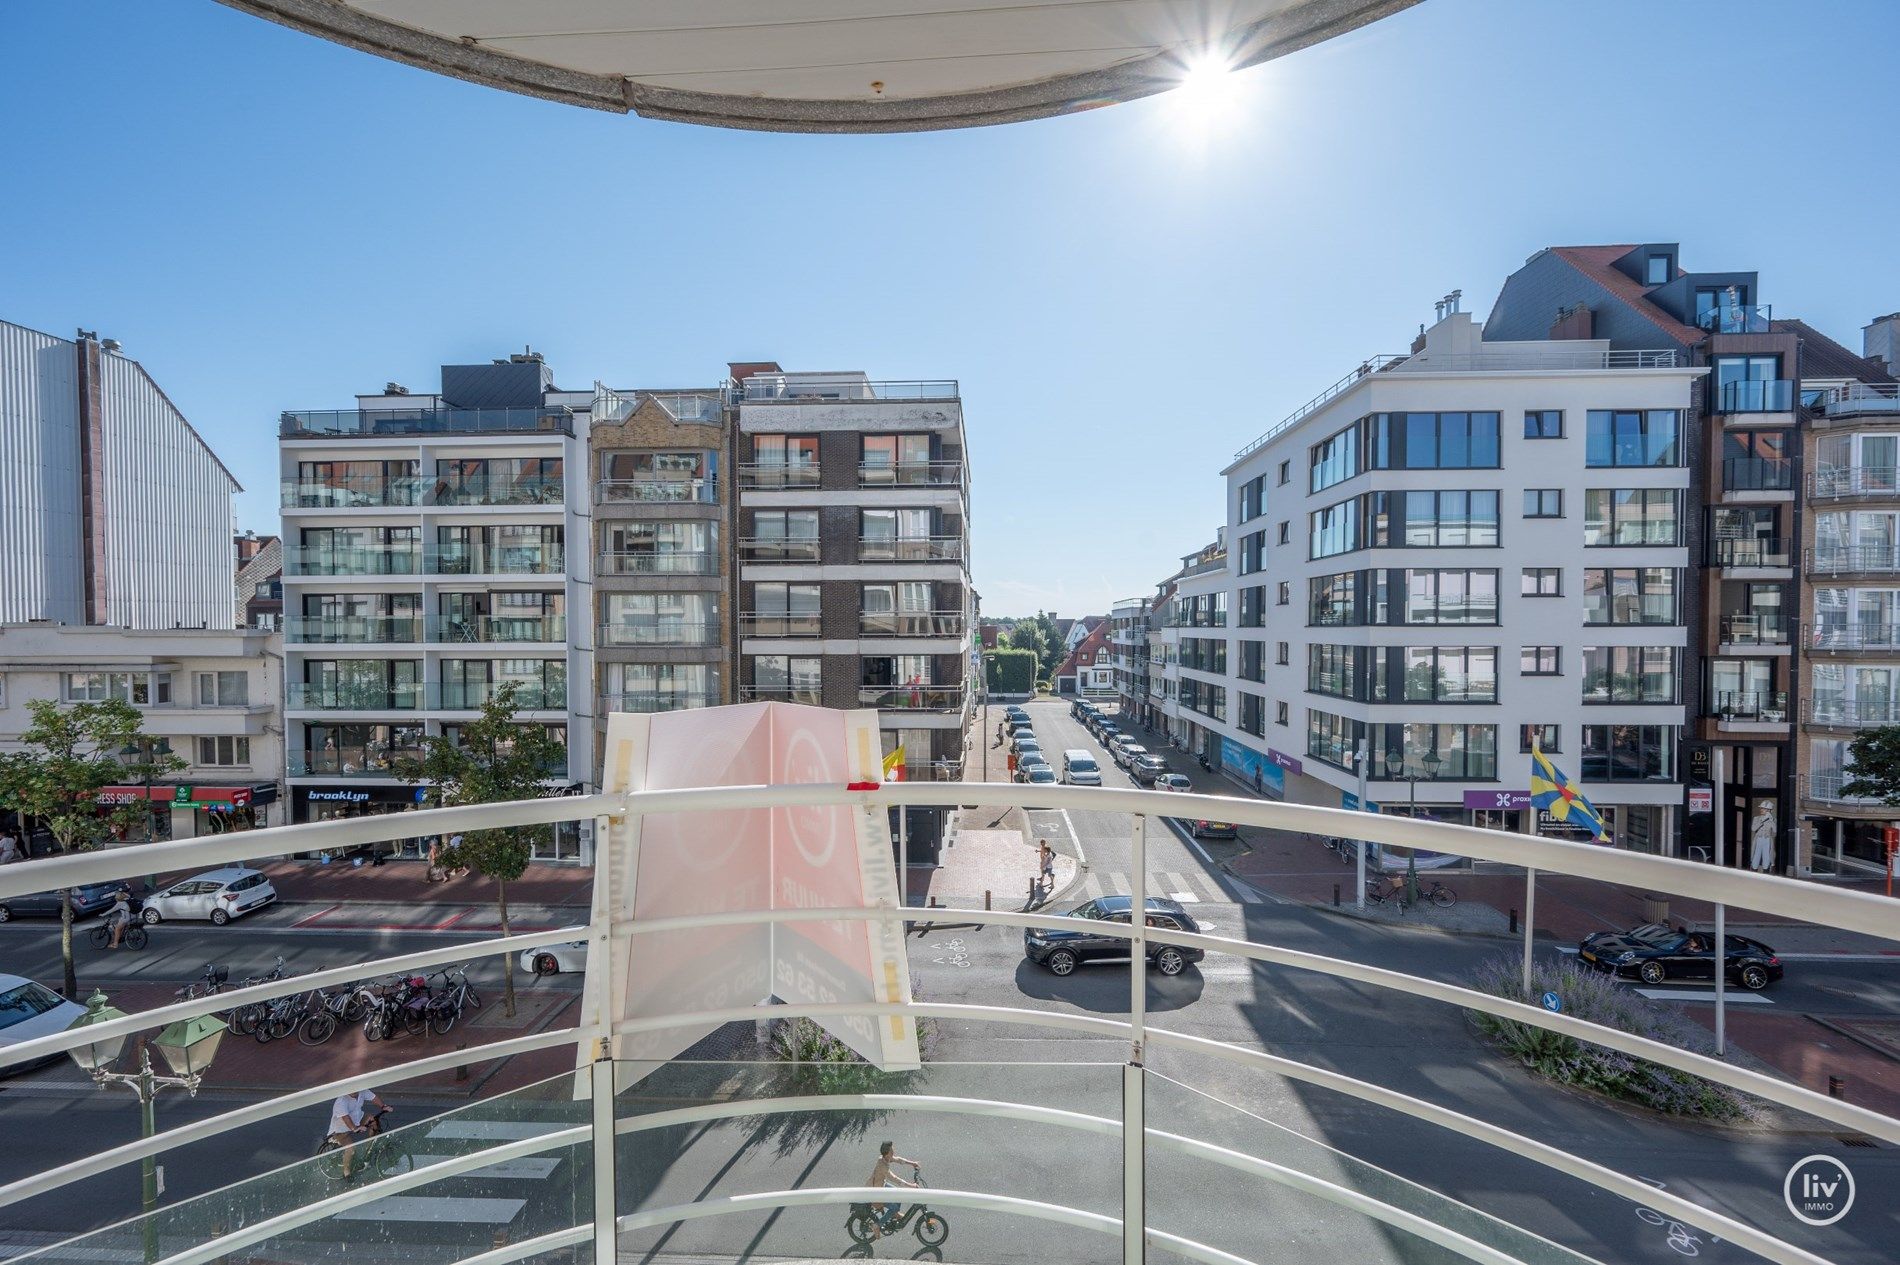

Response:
(1540, 991), (1563, 1013)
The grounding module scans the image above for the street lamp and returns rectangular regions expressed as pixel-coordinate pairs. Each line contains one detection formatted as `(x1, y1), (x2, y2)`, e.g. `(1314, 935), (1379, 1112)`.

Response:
(66, 991), (227, 1262)
(1404, 751), (1443, 905)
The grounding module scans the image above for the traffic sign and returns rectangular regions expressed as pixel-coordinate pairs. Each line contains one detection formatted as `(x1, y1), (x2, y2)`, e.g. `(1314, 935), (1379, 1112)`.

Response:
(1540, 991), (1563, 1013)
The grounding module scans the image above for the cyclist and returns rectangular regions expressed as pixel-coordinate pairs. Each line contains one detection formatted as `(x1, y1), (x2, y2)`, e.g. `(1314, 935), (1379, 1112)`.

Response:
(106, 888), (134, 948)
(326, 1088), (390, 1179)
(864, 1140), (919, 1239)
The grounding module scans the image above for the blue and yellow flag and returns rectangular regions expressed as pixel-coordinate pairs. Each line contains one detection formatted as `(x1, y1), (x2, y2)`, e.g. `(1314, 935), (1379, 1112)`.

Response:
(1529, 742), (1609, 842)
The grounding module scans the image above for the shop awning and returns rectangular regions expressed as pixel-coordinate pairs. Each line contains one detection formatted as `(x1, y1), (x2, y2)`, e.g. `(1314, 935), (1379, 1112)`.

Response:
(98, 784), (279, 808)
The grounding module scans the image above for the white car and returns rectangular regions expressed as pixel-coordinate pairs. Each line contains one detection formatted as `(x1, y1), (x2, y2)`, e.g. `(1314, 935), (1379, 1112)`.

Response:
(521, 941), (588, 976)
(1155, 774), (1193, 792)
(0, 974), (87, 1073)
(1113, 742), (1149, 770)
(141, 867), (277, 926)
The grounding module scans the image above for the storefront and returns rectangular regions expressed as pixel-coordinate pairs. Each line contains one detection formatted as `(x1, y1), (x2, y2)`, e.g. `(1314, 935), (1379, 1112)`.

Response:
(291, 782), (588, 862)
(97, 783), (281, 840)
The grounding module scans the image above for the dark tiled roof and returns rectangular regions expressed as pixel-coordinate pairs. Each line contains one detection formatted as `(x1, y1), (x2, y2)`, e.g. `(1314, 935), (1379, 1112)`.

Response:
(1774, 318), (1896, 384)
(1548, 245), (1704, 345)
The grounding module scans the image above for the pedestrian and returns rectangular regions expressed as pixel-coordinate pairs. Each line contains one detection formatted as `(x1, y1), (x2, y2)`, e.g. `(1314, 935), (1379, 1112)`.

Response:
(1038, 839), (1054, 891)
(0, 829), (18, 865)
(1253, 765), (1263, 795)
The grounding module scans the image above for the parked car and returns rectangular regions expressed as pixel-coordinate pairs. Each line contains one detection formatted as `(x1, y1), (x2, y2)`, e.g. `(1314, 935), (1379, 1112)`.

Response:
(0, 974), (87, 1073)
(1155, 774), (1193, 793)
(1130, 755), (1168, 786)
(0, 882), (125, 923)
(1070, 699), (1095, 721)
(1112, 741), (1148, 770)
(1023, 896), (1204, 977)
(1096, 723), (1122, 745)
(1015, 764), (1058, 784)
(1188, 820), (1237, 839)
(1004, 707), (1029, 725)
(140, 867), (277, 926)
(1062, 750), (1103, 786)
(520, 941), (589, 976)
(1579, 924), (1783, 990)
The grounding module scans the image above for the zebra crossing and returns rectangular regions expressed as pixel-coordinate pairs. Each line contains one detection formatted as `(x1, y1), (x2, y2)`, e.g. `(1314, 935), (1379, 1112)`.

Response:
(1074, 869), (1232, 903)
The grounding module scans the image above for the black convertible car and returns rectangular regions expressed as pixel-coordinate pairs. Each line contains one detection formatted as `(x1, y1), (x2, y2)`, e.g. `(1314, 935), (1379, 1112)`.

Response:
(1024, 895), (1204, 977)
(1578, 922), (1783, 990)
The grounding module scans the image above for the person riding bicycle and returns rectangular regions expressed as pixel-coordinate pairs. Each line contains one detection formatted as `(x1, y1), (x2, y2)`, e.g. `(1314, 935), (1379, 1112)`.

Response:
(865, 1140), (919, 1239)
(326, 1088), (390, 1179)
(106, 888), (134, 948)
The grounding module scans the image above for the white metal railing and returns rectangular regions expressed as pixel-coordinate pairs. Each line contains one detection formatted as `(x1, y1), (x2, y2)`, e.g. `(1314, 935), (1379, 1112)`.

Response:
(1823, 381), (1900, 414)
(1809, 465), (1900, 499)
(4, 783), (1897, 1265)
(1233, 355), (1405, 461)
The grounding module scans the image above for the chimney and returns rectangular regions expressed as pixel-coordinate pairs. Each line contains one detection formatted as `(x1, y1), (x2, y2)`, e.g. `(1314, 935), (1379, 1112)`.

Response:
(1865, 312), (1900, 374)
(1549, 303), (1595, 341)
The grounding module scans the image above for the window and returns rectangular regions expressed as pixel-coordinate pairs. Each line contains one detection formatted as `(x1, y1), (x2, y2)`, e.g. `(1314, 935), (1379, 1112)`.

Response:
(1238, 586), (1266, 628)
(1238, 640), (1265, 682)
(196, 672), (249, 706)
(1581, 647), (1680, 704)
(1309, 498), (1361, 559)
(1310, 423), (1363, 493)
(1585, 410), (1681, 467)
(1522, 646), (1560, 676)
(1524, 410), (1563, 439)
(752, 654), (822, 704)
(1307, 644), (1364, 700)
(1371, 490), (1500, 547)
(1239, 531), (1266, 575)
(861, 581), (933, 635)
(860, 434), (932, 482)
(1524, 489), (1561, 518)
(1404, 569), (1499, 624)
(1519, 724), (1560, 754)
(1278, 521), (1290, 546)
(1238, 475), (1267, 521)
(1522, 567), (1562, 597)
(1713, 355), (1787, 412)
(1581, 725), (1676, 781)
(1645, 253), (1672, 286)
(1239, 692), (1265, 737)
(1180, 679), (1227, 721)
(1306, 709), (1365, 771)
(1309, 572), (1358, 626)
(1403, 647), (1498, 702)
(748, 510), (819, 559)
(752, 434), (819, 471)
(1722, 430), (1793, 491)
(1278, 460), (1291, 485)
(196, 736), (251, 767)
(1584, 489), (1680, 546)
(1181, 638), (1227, 674)
(1276, 641), (1290, 666)
(605, 663), (715, 708)
(1365, 723), (1498, 781)
(1583, 568), (1680, 625)
(1277, 581), (1290, 606)
(1276, 701), (1289, 726)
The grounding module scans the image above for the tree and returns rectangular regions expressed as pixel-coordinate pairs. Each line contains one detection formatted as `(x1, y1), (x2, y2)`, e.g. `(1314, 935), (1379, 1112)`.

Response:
(1838, 728), (1900, 806)
(984, 648), (1036, 695)
(394, 683), (567, 1017)
(1005, 610), (1065, 683)
(0, 699), (183, 996)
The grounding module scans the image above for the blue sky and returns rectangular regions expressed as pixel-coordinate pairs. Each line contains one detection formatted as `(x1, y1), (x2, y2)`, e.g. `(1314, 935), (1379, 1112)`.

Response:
(4, 1), (1899, 618)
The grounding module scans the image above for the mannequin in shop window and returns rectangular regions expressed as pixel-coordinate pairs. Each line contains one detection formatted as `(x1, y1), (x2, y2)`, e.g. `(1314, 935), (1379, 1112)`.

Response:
(1749, 801), (1777, 872)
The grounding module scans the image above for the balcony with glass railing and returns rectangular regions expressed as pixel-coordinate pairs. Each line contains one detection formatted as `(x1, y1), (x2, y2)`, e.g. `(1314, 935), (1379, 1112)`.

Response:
(280, 475), (424, 509)
(739, 613), (822, 638)
(1706, 689), (1788, 722)
(287, 750), (421, 777)
(435, 681), (567, 711)
(860, 683), (967, 710)
(1696, 302), (1773, 334)
(601, 690), (719, 714)
(857, 535), (965, 563)
(1720, 455), (1792, 492)
(858, 611), (966, 637)
(426, 543), (566, 576)
(1714, 379), (1794, 413)
(1806, 545), (1900, 576)
(598, 550), (718, 576)
(284, 545), (422, 577)
(279, 405), (574, 438)
(596, 477), (717, 505)
(285, 615), (425, 644)
(286, 681), (425, 711)
(599, 620), (720, 647)
(1806, 621), (1900, 652)
(739, 378), (959, 402)
(1809, 465), (1900, 500)
(738, 683), (823, 705)
(1716, 612), (1788, 647)
(737, 463), (822, 489)
(738, 537), (822, 563)
(431, 476), (565, 507)
(1820, 381), (1900, 418)
(1805, 768), (1882, 804)
(1804, 694), (1900, 728)
(425, 613), (566, 644)
(856, 460), (964, 488)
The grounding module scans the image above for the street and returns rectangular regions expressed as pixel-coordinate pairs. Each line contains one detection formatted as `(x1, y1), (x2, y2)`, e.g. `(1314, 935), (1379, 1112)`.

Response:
(1, 698), (1896, 1263)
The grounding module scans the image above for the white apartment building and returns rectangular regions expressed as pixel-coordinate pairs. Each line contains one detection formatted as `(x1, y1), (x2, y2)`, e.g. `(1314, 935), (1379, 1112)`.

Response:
(278, 354), (596, 861)
(0, 626), (285, 838)
(1205, 309), (1705, 851)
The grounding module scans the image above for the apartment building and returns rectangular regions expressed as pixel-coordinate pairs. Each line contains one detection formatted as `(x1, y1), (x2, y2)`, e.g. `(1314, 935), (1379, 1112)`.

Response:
(278, 354), (593, 860)
(732, 368), (973, 858)
(1206, 304), (1701, 849)
(1489, 244), (1899, 875)
(590, 385), (734, 736)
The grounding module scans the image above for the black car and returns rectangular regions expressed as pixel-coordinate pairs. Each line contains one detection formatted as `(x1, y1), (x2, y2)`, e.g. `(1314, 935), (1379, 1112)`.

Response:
(0, 883), (126, 923)
(1024, 895), (1204, 977)
(1579, 922), (1783, 990)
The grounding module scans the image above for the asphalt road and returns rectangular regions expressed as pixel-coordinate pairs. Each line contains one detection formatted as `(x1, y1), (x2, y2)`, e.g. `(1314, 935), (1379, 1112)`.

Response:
(1, 698), (1896, 1263)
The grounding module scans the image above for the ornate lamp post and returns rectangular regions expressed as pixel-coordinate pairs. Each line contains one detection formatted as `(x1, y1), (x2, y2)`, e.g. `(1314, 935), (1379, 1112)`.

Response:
(1404, 751), (1443, 904)
(67, 992), (227, 1262)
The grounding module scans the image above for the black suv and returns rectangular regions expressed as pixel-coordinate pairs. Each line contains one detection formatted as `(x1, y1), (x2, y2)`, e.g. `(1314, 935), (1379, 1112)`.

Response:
(1023, 895), (1204, 977)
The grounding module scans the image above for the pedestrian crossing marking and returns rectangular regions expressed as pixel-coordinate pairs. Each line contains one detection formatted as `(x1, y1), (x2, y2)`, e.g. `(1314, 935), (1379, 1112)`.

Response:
(424, 1119), (572, 1141)
(335, 1196), (527, 1223)
(407, 1156), (564, 1180)
(1635, 987), (1774, 1006)
(1078, 870), (1226, 902)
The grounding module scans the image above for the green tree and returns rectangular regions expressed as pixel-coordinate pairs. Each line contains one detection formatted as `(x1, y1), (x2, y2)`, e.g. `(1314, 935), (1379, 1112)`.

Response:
(394, 683), (567, 1017)
(1838, 728), (1900, 805)
(0, 699), (182, 996)
(984, 648), (1037, 695)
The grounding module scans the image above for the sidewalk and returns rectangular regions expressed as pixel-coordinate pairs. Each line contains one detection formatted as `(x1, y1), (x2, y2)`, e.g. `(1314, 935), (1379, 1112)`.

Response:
(253, 859), (592, 908)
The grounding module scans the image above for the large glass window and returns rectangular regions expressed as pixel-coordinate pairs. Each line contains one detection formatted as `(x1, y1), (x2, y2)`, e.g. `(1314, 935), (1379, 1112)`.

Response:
(1722, 430), (1793, 491)
(1713, 355), (1786, 412)
(1179, 678), (1226, 721)
(1310, 423), (1362, 493)
(752, 655), (821, 704)
(1238, 586), (1266, 628)
(1377, 490), (1500, 547)
(1309, 499), (1360, 559)
(1584, 489), (1680, 546)
(301, 723), (424, 775)
(1583, 568), (1679, 625)
(1367, 723), (1498, 780)
(1403, 569), (1498, 624)
(1403, 647), (1497, 702)
(1585, 410), (1680, 467)
(1580, 725), (1676, 782)
(1239, 530), (1267, 574)
(605, 663), (715, 708)
(1306, 709), (1364, 771)
(1309, 572), (1361, 626)
(1181, 637), (1227, 674)
(751, 582), (821, 635)
(1238, 474), (1268, 520)
(603, 592), (715, 643)
(1581, 647), (1679, 704)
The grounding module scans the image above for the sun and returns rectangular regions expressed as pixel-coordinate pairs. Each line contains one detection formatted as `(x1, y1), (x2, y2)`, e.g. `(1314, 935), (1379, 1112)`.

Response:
(1166, 52), (1244, 129)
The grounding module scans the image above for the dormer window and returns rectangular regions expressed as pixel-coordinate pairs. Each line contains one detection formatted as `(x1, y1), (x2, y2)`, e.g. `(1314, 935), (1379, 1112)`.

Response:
(1645, 253), (1673, 286)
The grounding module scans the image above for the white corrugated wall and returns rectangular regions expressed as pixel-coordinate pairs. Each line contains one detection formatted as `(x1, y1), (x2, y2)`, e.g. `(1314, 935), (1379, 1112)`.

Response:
(99, 353), (237, 629)
(0, 319), (83, 624)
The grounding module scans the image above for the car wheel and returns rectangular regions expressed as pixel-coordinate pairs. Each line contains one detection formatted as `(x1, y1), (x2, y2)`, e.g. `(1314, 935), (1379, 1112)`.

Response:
(210, 908), (230, 926)
(1046, 949), (1078, 976)
(1638, 961), (1666, 985)
(1739, 964), (1770, 991)
(533, 953), (560, 977)
(141, 907), (162, 925)
(1154, 948), (1186, 977)
(0, 905), (11, 923)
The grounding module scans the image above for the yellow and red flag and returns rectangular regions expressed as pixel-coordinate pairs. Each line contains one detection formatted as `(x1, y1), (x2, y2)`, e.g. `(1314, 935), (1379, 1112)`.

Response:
(882, 745), (906, 783)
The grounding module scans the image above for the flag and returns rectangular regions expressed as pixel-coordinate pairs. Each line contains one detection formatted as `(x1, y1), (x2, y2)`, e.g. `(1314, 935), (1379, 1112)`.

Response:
(1529, 742), (1609, 842)
(883, 745), (906, 783)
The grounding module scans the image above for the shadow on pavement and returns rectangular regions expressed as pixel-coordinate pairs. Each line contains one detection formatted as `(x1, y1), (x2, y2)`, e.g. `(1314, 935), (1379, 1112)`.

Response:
(1011, 958), (1205, 1013)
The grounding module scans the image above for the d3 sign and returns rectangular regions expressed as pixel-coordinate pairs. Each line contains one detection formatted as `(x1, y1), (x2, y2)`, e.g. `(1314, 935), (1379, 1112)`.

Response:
(1783, 1155), (1854, 1226)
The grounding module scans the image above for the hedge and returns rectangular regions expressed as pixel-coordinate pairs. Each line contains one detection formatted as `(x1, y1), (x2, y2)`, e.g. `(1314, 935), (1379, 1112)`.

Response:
(985, 648), (1037, 694)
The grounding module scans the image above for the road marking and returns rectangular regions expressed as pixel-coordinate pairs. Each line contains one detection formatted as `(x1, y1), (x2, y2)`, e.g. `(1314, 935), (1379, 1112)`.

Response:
(1079, 870), (1223, 902)
(1635, 987), (1774, 1005)
(335, 1196), (527, 1224)
(407, 1156), (563, 1180)
(424, 1120), (572, 1141)
(1558, 946), (1900, 963)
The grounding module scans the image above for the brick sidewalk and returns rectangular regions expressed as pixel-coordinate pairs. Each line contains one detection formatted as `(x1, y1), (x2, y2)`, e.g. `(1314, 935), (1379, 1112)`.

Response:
(1680, 1005), (1900, 1122)
(251, 859), (592, 908)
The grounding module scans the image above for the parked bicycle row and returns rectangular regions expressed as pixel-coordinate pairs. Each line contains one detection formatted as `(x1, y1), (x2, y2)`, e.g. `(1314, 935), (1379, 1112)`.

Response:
(174, 959), (484, 1046)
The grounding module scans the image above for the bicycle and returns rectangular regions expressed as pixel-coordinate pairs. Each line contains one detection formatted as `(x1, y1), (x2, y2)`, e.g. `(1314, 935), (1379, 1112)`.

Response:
(297, 983), (369, 1046)
(845, 1167), (949, 1248)
(89, 922), (148, 951)
(226, 957), (289, 1038)
(419, 966), (481, 1035)
(315, 1108), (413, 1182)
(174, 963), (232, 1014)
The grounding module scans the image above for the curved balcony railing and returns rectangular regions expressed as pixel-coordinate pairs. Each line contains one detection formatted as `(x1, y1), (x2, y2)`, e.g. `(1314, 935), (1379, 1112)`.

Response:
(1804, 695), (1900, 728)
(1810, 465), (1900, 500)
(595, 477), (716, 505)
(598, 549), (717, 575)
(1805, 622), (1900, 652)
(3, 784), (1895, 1265)
(599, 619), (719, 647)
(1806, 546), (1900, 576)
